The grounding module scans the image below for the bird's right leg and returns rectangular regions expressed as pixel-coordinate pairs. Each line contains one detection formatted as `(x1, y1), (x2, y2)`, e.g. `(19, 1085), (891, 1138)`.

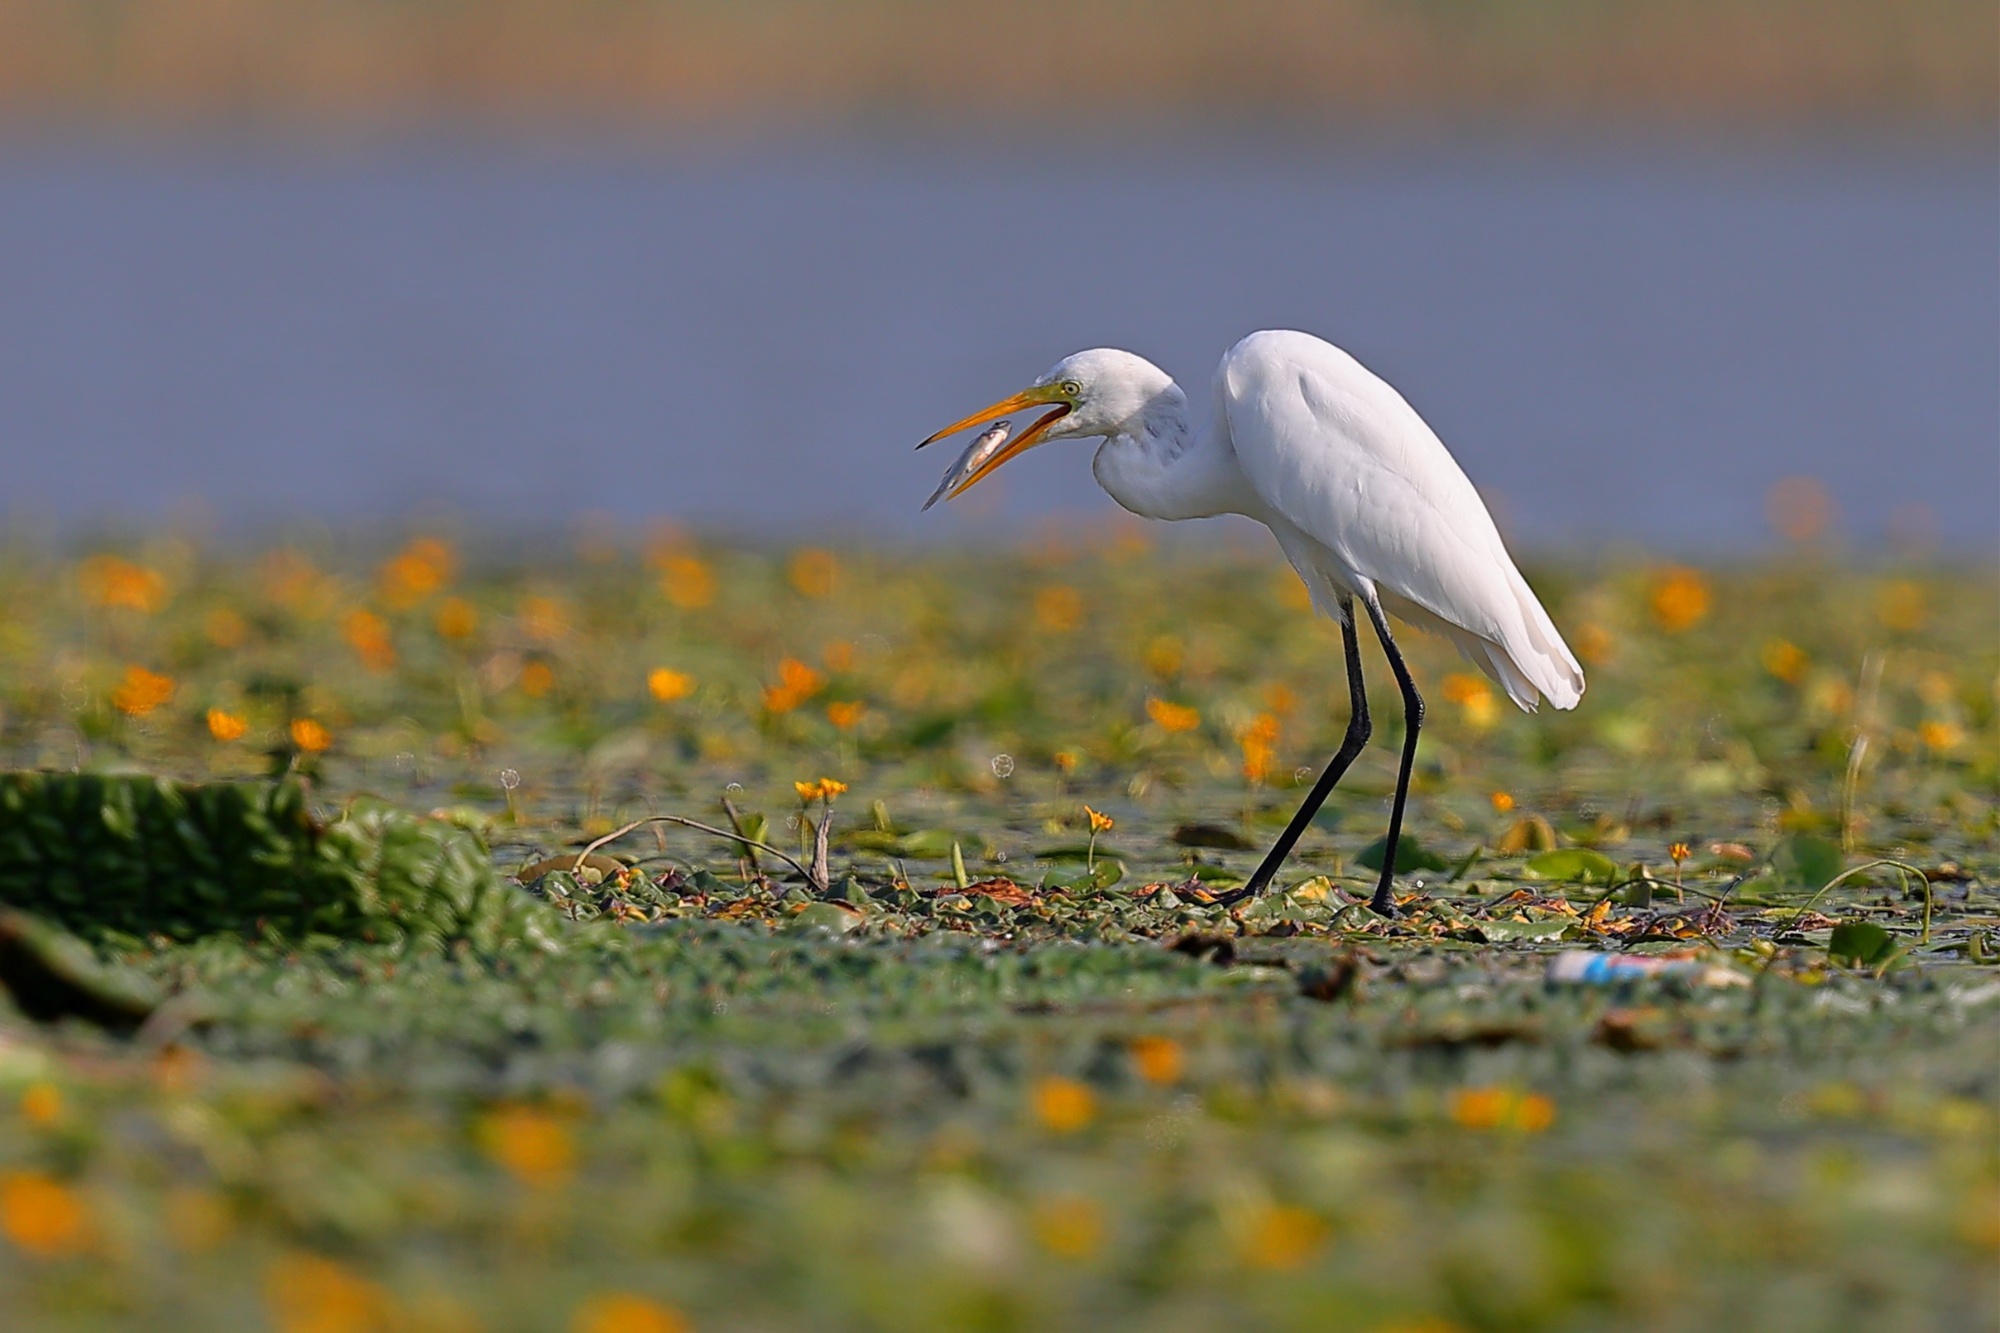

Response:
(1216, 594), (1370, 906)
(1361, 593), (1425, 917)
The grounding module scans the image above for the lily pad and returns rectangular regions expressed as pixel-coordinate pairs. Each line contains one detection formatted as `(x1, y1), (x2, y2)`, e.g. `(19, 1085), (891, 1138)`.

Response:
(1170, 822), (1253, 850)
(1473, 917), (1576, 943)
(1523, 848), (1620, 886)
(1773, 833), (1844, 890)
(1828, 919), (1897, 967)
(1355, 834), (1452, 874)
(1042, 860), (1126, 892)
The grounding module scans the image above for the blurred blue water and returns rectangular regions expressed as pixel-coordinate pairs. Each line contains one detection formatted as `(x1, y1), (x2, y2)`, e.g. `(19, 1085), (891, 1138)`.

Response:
(1, 139), (1993, 551)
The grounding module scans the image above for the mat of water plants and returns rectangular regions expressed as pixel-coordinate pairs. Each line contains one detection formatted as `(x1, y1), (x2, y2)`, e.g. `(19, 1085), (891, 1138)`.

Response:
(0, 533), (1993, 1333)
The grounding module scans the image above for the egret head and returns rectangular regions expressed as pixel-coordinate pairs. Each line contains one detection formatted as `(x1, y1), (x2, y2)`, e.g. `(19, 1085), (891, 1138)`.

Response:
(917, 348), (1177, 503)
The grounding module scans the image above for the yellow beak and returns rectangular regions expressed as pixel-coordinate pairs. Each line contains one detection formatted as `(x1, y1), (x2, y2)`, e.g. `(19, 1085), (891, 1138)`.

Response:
(917, 387), (1072, 503)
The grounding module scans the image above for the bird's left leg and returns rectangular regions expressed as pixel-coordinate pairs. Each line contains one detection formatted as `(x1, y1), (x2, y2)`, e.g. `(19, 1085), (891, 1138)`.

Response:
(1214, 594), (1369, 907)
(1360, 593), (1425, 917)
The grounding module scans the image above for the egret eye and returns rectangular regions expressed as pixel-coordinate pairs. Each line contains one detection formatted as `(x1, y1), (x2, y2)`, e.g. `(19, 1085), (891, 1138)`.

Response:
(1060, 380), (1082, 397)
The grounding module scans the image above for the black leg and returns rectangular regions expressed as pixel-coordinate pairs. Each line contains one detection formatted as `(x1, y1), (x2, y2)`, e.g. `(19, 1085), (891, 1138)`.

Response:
(1360, 594), (1424, 916)
(1215, 595), (1370, 906)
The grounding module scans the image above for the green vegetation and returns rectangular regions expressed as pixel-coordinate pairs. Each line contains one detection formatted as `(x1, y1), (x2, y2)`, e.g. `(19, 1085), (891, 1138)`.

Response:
(0, 534), (1993, 1331)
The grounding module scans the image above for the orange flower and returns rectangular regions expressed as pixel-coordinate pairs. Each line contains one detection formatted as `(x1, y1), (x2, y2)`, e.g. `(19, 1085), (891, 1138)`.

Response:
(112, 665), (175, 717)
(1649, 567), (1710, 633)
(519, 595), (570, 644)
(1490, 791), (1515, 813)
(1030, 1076), (1096, 1134)
(1441, 673), (1497, 729)
(658, 554), (715, 610)
(794, 777), (847, 803)
(1145, 697), (1200, 733)
(1237, 712), (1280, 783)
(1920, 721), (1964, 752)
(787, 548), (839, 598)
(825, 700), (865, 730)
(1877, 580), (1928, 632)
(1241, 1203), (1327, 1271)
(203, 607), (249, 648)
(378, 536), (454, 608)
(1033, 585), (1084, 632)
(1128, 1036), (1183, 1085)
(289, 718), (332, 753)
(763, 658), (824, 714)
(1761, 638), (1808, 684)
(519, 662), (557, 698)
(341, 608), (397, 673)
(1053, 750), (1079, 774)
(79, 555), (166, 613)
(477, 1105), (575, 1189)
(570, 1293), (691, 1333)
(435, 596), (480, 640)
(647, 668), (695, 702)
(0, 1171), (90, 1257)
(263, 1252), (391, 1333)
(1447, 1086), (1555, 1133)
(1031, 1193), (1105, 1259)
(1085, 807), (1114, 834)
(19, 1083), (61, 1126)
(206, 709), (248, 743)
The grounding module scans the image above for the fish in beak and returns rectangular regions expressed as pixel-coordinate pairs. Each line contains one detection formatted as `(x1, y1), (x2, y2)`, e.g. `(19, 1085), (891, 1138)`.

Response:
(915, 386), (1072, 507)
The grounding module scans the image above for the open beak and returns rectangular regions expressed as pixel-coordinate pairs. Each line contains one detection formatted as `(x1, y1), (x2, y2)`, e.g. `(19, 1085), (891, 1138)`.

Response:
(917, 387), (1072, 504)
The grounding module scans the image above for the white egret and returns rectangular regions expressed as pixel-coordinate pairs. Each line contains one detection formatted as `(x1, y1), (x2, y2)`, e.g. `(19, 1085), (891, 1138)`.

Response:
(918, 329), (1583, 915)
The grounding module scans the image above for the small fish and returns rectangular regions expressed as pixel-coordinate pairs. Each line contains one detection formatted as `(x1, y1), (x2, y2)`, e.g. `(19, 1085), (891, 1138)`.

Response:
(922, 420), (1012, 511)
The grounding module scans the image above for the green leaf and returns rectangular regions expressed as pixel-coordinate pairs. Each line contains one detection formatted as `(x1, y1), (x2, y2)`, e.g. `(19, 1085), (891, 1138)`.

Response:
(1170, 822), (1252, 851)
(1773, 833), (1844, 890)
(1042, 860), (1125, 893)
(892, 829), (961, 860)
(789, 902), (865, 935)
(1523, 848), (1620, 886)
(1828, 919), (1897, 967)
(1355, 834), (1452, 874)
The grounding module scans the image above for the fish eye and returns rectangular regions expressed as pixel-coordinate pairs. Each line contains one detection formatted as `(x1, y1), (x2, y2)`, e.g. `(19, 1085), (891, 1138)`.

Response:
(1060, 380), (1082, 397)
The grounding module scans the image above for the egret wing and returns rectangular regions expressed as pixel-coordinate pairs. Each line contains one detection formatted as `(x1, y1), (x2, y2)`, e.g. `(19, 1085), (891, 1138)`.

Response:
(1220, 330), (1583, 710)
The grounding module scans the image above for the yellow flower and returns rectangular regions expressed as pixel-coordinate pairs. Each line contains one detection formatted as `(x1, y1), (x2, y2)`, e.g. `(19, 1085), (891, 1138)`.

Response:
(825, 700), (865, 730)
(1669, 842), (1691, 864)
(1128, 1036), (1183, 1085)
(1034, 585), (1084, 632)
(763, 658), (824, 713)
(658, 554), (715, 610)
(289, 718), (332, 753)
(477, 1105), (575, 1189)
(1441, 673), (1497, 729)
(0, 1171), (90, 1257)
(340, 608), (396, 673)
(1145, 697), (1200, 733)
(263, 1252), (390, 1333)
(1085, 807), (1114, 834)
(795, 778), (846, 802)
(79, 555), (167, 613)
(648, 668), (695, 702)
(1032, 1193), (1105, 1259)
(112, 665), (175, 717)
(1489, 791), (1515, 813)
(787, 548), (839, 598)
(1143, 636), (1184, 678)
(817, 778), (847, 798)
(1649, 567), (1710, 633)
(378, 536), (454, 608)
(794, 780), (820, 802)
(19, 1083), (61, 1126)
(1877, 580), (1928, 632)
(435, 596), (480, 640)
(570, 1293), (691, 1333)
(1053, 750), (1079, 774)
(1030, 1076), (1096, 1134)
(1920, 721), (1964, 752)
(1762, 638), (1808, 684)
(1241, 1203), (1327, 1271)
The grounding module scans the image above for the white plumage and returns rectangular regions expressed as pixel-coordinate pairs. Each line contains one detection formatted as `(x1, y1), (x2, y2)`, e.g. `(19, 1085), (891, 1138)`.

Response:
(918, 327), (1584, 912)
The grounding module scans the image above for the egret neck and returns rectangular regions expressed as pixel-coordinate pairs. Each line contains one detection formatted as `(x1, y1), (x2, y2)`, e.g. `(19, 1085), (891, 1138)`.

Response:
(1088, 378), (1259, 523)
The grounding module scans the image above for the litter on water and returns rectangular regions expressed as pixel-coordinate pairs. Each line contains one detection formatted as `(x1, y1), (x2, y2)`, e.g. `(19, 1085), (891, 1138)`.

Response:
(1546, 950), (1749, 988)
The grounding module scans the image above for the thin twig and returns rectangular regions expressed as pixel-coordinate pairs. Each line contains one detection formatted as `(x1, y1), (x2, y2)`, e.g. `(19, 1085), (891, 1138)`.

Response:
(571, 815), (822, 890)
(1794, 858), (1931, 939)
